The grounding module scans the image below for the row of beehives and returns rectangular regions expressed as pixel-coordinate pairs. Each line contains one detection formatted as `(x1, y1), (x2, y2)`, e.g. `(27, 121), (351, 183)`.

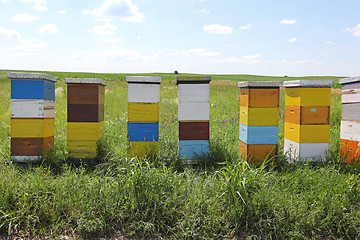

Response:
(7, 72), (360, 164)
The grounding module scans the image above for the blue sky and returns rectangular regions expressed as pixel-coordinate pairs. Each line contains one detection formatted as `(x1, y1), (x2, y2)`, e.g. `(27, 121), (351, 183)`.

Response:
(0, 0), (359, 76)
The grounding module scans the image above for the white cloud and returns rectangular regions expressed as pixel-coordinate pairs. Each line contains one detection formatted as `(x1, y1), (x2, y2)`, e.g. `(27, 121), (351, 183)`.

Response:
(198, 9), (210, 14)
(39, 24), (59, 34)
(324, 41), (334, 45)
(280, 19), (297, 24)
(11, 13), (40, 22)
(345, 24), (360, 36)
(0, 26), (21, 39)
(88, 23), (117, 36)
(99, 37), (122, 43)
(182, 48), (221, 58)
(21, 0), (47, 11)
(87, 0), (145, 23)
(240, 24), (252, 30)
(11, 39), (47, 52)
(203, 24), (233, 34)
(288, 37), (298, 43)
(82, 9), (90, 15)
(95, 18), (112, 22)
(58, 10), (66, 15)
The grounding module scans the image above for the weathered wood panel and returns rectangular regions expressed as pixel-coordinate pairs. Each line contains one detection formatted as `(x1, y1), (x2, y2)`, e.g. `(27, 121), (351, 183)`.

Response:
(284, 122), (330, 143)
(239, 123), (278, 144)
(67, 84), (99, 105)
(11, 118), (54, 138)
(128, 102), (159, 123)
(341, 103), (360, 121)
(11, 80), (55, 100)
(127, 123), (159, 141)
(340, 139), (360, 164)
(285, 88), (331, 106)
(342, 82), (360, 90)
(11, 136), (54, 156)
(284, 106), (329, 125)
(340, 120), (360, 141)
(179, 121), (209, 140)
(179, 140), (210, 159)
(67, 140), (98, 151)
(240, 88), (279, 108)
(284, 139), (329, 162)
(128, 83), (160, 103)
(178, 101), (209, 121)
(11, 99), (55, 118)
(342, 89), (360, 103)
(239, 106), (279, 126)
(239, 140), (276, 163)
(98, 85), (105, 105)
(67, 104), (104, 122)
(67, 121), (104, 141)
(178, 84), (209, 102)
(127, 141), (159, 157)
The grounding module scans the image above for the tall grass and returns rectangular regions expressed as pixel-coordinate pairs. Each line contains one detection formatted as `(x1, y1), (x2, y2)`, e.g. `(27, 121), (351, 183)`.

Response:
(1, 70), (359, 239)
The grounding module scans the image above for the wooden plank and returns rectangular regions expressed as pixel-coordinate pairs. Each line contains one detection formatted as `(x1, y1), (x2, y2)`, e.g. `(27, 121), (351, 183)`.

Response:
(178, 101), (209, 121)
(11, 118), (54, 138)
(239, 140), (276, 164)
(67, 104), (103, 122)
(127, 141), (159, 157)
(11, 136), (54, 156)
(179, 121), (209, 140)
(340, 139), (360, 164)
(342, 89), (360, 103)
(178, 84), (209, 102)
(98, 85), (105, 105)
(67, 84), (99, 105)
(239, 123), (278, 144)
(239, 106), (279, 126)
(284, 139), (329, 162)
(341, 120), (360, 141)
(69, 152), (98, 159)
(341, 81), (360, 90)
(128, 102), (159, 123)
(342, 103), (360, 121)
(67, 140), (98, 151)
(285, 88), (331, 106)
(11, 99), (55, 118)
(246, 88), (279, 108)
(128, 83), (160, 103)
(239, 88), (249, 107)
(284, 105), (329, 125)
(127, 123), (159, 141)
(11, 80), (55, 101)
(67, 121), (104, 141)
(284, 122), (330, 143)
(179, 140), (210, 159)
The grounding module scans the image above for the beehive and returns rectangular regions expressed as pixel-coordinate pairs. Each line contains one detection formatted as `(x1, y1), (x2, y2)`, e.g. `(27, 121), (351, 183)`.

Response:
(8, 72), (57, 162)
(65, 78), (107, 159)
(283, 80), (334, 162)
(238, 81), (282, 163)
(339, 76), (360, 164)
(177, 76), (211, 162)
(126, 76), (161, 157)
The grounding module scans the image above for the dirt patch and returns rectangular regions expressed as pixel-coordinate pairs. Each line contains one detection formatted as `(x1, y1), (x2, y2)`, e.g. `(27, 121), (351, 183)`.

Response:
(210, 80), (238, 87)
(331, 89), (342, 95)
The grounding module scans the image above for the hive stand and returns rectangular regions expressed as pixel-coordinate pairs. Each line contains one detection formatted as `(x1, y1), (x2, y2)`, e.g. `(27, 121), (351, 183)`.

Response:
(177, 76), (211, 163)
(339, 76), (360, 164)
(283, 80), (334, 163)
(8, 72), (57, 162)
(238, 81), (282, 163)
(65, 78), (107, 160)
(126, 76), (161, 157)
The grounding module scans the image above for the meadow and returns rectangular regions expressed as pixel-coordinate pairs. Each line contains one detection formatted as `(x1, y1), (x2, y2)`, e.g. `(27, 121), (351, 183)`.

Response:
(1, 70), (360, 239)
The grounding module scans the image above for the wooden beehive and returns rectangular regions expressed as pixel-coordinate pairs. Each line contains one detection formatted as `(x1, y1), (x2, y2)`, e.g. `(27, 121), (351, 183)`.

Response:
(283, 80), (334, 163)
(8, 72), (57, 162)
(339, 76), (360, 164)
(65, 78), (107, 159)
(177, 76), (211, 162)
(238, 81), (282, 163)
(126, 76), (161, 157)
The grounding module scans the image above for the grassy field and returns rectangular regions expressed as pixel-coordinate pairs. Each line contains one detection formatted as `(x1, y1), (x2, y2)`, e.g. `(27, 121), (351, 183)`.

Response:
(1, 70), (360, 239)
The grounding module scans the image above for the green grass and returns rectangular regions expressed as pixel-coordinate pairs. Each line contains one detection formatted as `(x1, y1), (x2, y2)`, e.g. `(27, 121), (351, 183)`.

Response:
(1, 70), (360, 239)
